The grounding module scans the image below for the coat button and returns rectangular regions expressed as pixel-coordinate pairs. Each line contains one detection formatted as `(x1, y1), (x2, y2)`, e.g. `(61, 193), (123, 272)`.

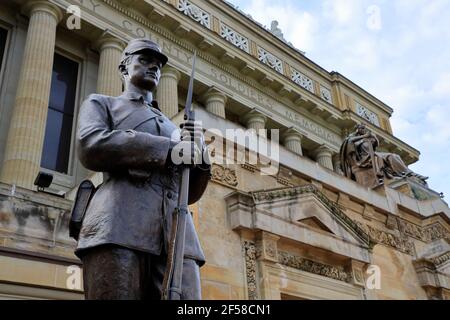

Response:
(158, 118), (164, 123)
(167, 192), (172, 199)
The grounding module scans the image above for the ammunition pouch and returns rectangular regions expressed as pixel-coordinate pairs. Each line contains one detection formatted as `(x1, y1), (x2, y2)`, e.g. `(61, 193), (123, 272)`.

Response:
(69, 179), (97, 240)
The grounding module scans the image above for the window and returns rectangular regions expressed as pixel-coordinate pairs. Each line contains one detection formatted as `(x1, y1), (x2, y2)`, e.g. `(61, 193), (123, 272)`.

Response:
(0, 27), (7, 74)
(41, 53), (79, 174)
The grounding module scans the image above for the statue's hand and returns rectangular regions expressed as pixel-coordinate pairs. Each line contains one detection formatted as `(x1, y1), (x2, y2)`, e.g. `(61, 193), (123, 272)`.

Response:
(180, 120), (205, 148)
(168, 140), (203, 168)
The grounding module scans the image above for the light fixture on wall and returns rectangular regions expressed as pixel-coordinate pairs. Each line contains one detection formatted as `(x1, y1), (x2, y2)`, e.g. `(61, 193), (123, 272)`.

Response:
(34, 171), (54, 192)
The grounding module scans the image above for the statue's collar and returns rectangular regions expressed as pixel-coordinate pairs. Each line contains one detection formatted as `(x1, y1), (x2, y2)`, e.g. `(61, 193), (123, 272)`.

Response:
(121, 91), (161, 111)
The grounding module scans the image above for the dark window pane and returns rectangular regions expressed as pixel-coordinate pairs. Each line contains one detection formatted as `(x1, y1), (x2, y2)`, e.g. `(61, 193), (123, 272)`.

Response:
(41, 53), (79, 174)
(0, 27), (7, 72)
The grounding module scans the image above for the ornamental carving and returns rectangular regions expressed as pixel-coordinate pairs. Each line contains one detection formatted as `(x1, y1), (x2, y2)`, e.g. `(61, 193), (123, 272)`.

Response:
(257, 47), (283, 74)
(211, 164), (238, 187)
(397, 219), (449, 243)
(320, 85), (332, 103)
(291, 68), (314, 93)
(220, 23), (250, 53)
(278, 251), (350, 282)
(430, 252), (450, 266)
(177, 0), (211, 28)
(356, 103), (380, 127)
(354, 221), (415, 256)
(243, 241), (258, 300)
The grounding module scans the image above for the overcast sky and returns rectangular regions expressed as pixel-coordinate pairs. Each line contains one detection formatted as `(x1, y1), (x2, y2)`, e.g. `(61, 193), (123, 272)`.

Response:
(227, 0), (450, 199)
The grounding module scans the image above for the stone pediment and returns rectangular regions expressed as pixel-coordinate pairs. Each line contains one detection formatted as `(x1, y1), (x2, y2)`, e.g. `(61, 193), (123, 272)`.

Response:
(226, 184), (373, 263)
(413, 238), (450, 299)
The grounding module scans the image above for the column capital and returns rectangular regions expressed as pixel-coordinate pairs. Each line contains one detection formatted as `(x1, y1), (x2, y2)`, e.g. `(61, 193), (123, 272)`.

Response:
(281, 128), (303, 142)
(243, 110), (267, 125)
(202, 87), (227, 104)
(23, 1), (64, 23)
(161, 65), (181, 82)
(315, 144), (333, 157)
(95, 33), (126, 52)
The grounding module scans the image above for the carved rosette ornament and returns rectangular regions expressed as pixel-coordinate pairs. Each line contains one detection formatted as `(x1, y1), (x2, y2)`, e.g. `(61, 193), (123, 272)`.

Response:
(243, 241), (258, 300)
(211, 164), (238, 188)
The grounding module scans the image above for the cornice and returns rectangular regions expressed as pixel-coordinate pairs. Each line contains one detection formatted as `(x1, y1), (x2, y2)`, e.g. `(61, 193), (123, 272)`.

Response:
(331, 72), (394, 115)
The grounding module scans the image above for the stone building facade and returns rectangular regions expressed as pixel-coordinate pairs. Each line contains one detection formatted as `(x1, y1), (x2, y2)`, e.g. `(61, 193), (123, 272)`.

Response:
(0, 0), (449, 300)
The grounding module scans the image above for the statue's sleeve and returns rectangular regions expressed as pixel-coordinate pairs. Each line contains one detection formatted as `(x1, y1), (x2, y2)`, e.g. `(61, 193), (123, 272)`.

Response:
(76, 94), (171, 172)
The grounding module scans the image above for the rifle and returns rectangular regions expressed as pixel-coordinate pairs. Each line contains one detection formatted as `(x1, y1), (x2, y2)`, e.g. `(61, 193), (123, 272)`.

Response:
(161, 52), (197, 300)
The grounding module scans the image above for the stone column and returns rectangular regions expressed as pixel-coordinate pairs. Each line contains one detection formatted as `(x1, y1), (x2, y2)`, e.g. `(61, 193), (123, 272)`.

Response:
(282, 128), (303, 156)
(1, 1), (63, 189)
(244, 110), (267, 137)
(156, 66), (181, 118)
(315, 145), (334, 170)
(96, 35), (126, 96)
(203, 88), (227, 118)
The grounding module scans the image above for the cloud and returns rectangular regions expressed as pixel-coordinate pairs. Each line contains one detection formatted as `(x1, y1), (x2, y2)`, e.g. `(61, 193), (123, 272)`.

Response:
(234, 0), (319, 52)
(227, 0), (450, 198)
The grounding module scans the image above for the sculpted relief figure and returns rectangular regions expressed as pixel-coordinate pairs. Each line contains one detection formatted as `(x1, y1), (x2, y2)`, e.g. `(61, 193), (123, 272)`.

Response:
(70, 39), (211, 300)
(340, 123), (427, 188)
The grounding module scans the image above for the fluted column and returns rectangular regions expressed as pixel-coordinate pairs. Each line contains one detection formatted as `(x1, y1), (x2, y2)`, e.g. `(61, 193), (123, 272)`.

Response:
(315, 145), (334, 170)
(1, 1), (63, 189)
(203, 88), (227, 118)
(282, 128), (303, 156)
(156, 66), (181, 118)
(244, 111), (267, 137)
(96, 36), (125, 96)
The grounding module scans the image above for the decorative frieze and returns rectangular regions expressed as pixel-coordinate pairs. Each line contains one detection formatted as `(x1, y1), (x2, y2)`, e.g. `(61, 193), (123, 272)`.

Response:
(397, 219), (449, 243)
(356, 103), (380, 127)
(243, 241), (258, 300)
(257, 46), (283, 74)
(220, 23), (250, 53)
(430, 252), (450, 266)
(177, 0), (211, 28)
(211, 164), (238, 188)
(291, 68), (314, 93)
(320, 85), (332, 103)
(278, 251), (350, 282)
(354, 221), (415, 256)
(241, 163), (258, 173)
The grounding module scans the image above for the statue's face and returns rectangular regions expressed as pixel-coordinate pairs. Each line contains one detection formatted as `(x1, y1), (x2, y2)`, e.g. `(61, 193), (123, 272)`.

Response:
(357, 125), (366, 134)
(126, 52), (162, 91)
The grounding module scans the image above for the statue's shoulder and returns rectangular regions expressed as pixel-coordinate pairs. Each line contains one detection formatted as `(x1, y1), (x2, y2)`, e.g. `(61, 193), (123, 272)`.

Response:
(84, 93), (115, 103)
(82, 94), (121, 111)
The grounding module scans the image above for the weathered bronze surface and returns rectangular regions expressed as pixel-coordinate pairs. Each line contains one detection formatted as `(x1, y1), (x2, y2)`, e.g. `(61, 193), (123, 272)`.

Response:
(340, 123), (427, 188)
(73, 39), (210, 300)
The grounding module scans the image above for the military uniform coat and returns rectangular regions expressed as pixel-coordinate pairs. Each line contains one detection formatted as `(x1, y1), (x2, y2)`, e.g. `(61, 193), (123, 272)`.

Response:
(75, 92), (209, 264)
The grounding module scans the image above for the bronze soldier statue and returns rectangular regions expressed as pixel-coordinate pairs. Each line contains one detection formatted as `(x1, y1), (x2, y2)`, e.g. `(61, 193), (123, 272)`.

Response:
(71, 39), (210, 300)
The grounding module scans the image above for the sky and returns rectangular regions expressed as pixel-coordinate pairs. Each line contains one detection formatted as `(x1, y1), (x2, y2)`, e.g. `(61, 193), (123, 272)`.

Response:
(227, 0), (450, 200)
